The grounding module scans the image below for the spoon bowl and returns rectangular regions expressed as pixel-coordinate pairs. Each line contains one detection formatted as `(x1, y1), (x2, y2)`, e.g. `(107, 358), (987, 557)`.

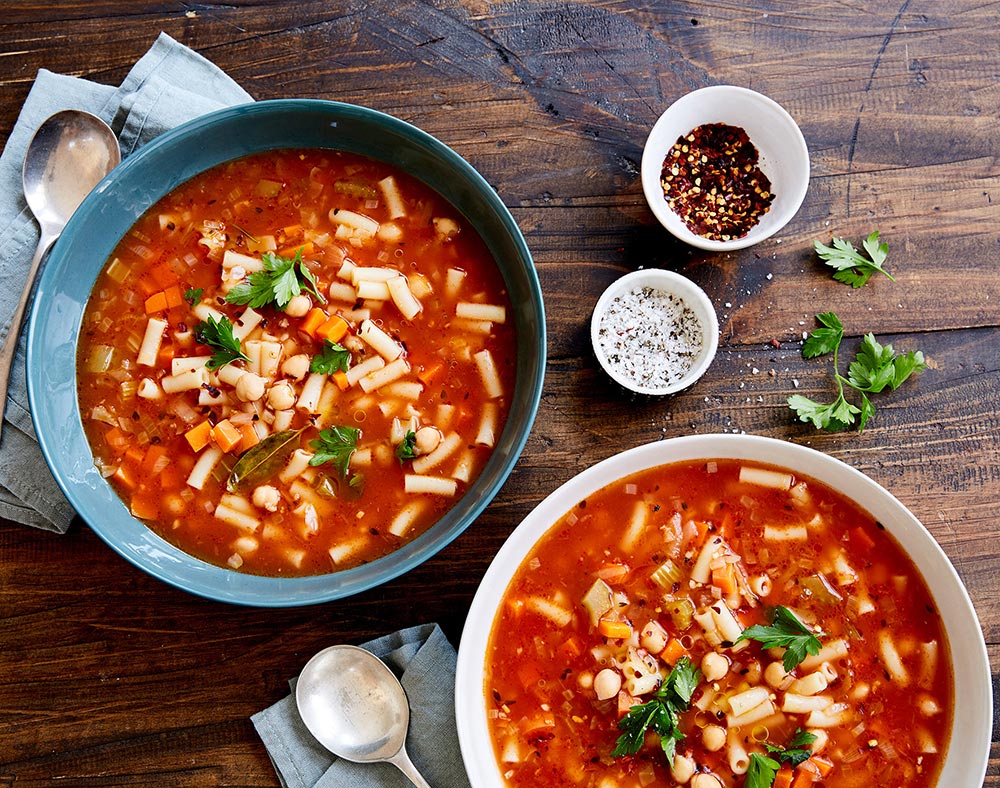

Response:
(0, 109), (119, 438)
(296, 644), (433, 787)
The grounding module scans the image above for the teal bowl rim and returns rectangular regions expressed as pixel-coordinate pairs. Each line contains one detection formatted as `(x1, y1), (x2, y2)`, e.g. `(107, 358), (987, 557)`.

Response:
(26, 99), (546, 607)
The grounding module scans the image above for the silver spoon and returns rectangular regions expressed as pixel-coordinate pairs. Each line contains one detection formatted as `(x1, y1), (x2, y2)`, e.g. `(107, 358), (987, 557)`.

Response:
(0, 109), (120, 439)
(295, 644), (433, 788)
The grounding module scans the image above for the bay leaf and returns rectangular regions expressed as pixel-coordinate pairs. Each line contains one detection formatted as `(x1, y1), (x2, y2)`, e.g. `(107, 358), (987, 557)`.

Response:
(227, 428), (303, 493)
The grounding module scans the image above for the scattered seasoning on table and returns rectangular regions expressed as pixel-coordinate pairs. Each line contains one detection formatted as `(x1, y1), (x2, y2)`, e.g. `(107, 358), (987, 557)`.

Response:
(596, 286), (703, 391)
(660, 122), (774, 241)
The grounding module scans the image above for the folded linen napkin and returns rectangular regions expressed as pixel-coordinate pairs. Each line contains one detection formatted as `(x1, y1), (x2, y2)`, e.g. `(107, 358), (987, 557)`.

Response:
(252, 623), (472, 788)
(0, 32), (252, 532)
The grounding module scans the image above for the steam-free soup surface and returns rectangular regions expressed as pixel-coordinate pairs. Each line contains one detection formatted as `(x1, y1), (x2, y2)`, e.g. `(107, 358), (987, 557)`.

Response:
(486, 460), (951, 788)
(77, 149), (515, 576)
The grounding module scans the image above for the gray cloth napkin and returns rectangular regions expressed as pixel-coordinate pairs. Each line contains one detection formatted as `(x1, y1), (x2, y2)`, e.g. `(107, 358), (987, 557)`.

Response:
(252, 623), (472, 788)
(0, 32), (252, 532)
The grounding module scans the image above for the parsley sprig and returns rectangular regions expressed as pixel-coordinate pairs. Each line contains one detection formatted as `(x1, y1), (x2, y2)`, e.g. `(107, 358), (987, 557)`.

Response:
(612, 656), (700, 763)
(226, 249), (327, 310)
(395, 430), (417, 463)
(736, 606), (823, 672)
(815, 231), (895, 288)
(310, 340), (351, 375)
(308, 426), (360, 477)
(788, 312), (926, 432)
(746, 729), (818, 788)
(194, 315), (250, 370)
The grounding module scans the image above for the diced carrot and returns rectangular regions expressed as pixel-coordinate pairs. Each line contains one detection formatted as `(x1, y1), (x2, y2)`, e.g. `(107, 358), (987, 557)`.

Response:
(141, 444), (169, 476)
(516, 662), (543, 691)
(279, 241), (313, 259)
(144, 291), (168, 314)
(113, 463), (137, 489)
(149, 262), (179, 289)
(772, 766), (794, 788)
(595, 563), (630, 583)
(160, 462), (184, 490)
(211, 419), (243, 453)
(130, 495), (158, 521)
(157, 343), (175, 365)
(418, 363), (443, 385)
(808, 756), (834, 777)
(660, 638), (687, 665)
(316, 314), (349, 342)
(124, 445), (145, 466)
(163, 285), (184, 309)
(185, 420), (213, 452)
(238, 422), (260, 450)
(332, 370), (350, 391)
(597, 618), (632, 640)
(791, 767), (818, 788)
(712, 563), (738, 595)
(617, 690), (638, 718)
(104, 426), (128, 452)
(300, 307), (328, 338)
(282, 223), (302, 239)
(850, 525), (876, 552)
(557, 636), (584, 661)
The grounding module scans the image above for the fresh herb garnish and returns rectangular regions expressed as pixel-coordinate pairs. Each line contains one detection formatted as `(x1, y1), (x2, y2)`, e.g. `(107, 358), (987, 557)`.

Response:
(310, 340), (352, 375)
(746, 752), (781, 788)
(814, 231), (895, 288)
(395, 430), (417, 463)
(736, 606), (823, 672)
(612, 656), (700, 762)
(225, 249), (327, 310)
(183, 287), (203, 306)
(788, 313), (926, 433)
(308, 426), (360, 477)
(765, 728), (818, 767)
(194, 315), (250, 370)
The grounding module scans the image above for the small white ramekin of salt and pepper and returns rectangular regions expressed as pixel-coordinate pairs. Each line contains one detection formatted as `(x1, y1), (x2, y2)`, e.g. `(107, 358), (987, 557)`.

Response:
(591, 269), (719, 396)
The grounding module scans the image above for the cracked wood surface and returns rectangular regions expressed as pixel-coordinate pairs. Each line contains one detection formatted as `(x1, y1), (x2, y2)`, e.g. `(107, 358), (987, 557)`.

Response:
(1, 1), (998, 785)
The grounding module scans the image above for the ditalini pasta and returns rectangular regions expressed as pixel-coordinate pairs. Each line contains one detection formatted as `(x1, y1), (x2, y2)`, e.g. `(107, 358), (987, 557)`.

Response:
(486, 460), (952, 788)
(77, 149), (516, 576)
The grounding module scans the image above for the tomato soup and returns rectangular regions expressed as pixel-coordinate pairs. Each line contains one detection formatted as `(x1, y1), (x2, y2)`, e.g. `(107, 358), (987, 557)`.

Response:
(486, 460), (951, 788)
(77, 149), (516, 576)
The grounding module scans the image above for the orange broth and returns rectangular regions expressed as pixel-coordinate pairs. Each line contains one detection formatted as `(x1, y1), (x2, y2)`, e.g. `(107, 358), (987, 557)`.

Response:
(77, 149), (515, 576)
(486, 460), (952, 788)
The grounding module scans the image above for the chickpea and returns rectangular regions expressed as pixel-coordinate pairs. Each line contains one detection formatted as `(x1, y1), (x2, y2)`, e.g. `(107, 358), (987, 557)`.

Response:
(281, 353), (310, 381)
(671, 754), (695, 784)
(267, 380), (296, 411)
(164, 495), (186, 516)
(702, 725), (726, 752)
(235, 372), (266, 402)
(764, 661), (790, 689)
(285, 294), (312, 318)
(577, 671), (594, 690)
(691, 775), (723, 788)
(252, 485), (281, 513)
(701, 651), (729, 682)
(593, 668), (621, 701)
(414, 426), (441, 455)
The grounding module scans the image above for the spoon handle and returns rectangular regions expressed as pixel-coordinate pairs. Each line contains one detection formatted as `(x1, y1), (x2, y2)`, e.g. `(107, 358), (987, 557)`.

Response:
(0, 229), (56, 442)
(387, 746), (434, 788)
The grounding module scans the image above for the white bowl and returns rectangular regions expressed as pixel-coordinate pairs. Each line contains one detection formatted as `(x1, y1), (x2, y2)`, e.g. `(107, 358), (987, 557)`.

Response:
(590, 269), (719, 395)
(455, 434), (990, 788)
(641, 86), (810, 251)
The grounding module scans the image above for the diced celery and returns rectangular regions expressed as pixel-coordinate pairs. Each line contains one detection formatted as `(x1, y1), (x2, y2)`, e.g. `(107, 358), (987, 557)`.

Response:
(87, 345), (114, 373)
(650, 558), (682, 590)
(254, 179), (283, 198)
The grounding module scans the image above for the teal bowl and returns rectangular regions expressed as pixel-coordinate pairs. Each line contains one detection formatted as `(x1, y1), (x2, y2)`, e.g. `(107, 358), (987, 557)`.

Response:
(26, 99), (546, 607)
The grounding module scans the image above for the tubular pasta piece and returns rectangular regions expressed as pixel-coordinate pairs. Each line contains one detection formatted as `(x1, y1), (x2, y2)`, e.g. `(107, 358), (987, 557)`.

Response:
(763, 524), (808, 541)
(878, 631), (910, 685)
(187, 446), (223, 490)
(279, 449), (313, 484)
(389, 500), (427, 536)
(171, 356), (211, 375)
(739, 466), (793, 490)
(214, 502), (261, 532)
(296, 373), (327, 412)
(356, 280), (391, 300)
(378, 175), (406, 219)
(137, 317), (168, 366)
(346, 355), (385, 386)
(525, 596), (573, 627)
(412, 432), (463, 474)
(456, 301), (506, 323)
(387, 276), (422, 321)
(473, 349), (503, 399)
(621, 500), (648, 552)
(359, 319), (402, 361)
(232, 307), (263, 340)
(161, 368), (208, 394)
(727, 728), (750, 774)
(359, 357), (409, 393)
(475, 402), (498, 447)
(444, 268), (466, 299)
(403, 474), (457, 496)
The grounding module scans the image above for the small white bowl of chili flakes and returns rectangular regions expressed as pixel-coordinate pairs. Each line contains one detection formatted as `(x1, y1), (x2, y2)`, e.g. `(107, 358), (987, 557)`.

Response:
(641, 85), (809, 251)
(591, 268), (719, 396)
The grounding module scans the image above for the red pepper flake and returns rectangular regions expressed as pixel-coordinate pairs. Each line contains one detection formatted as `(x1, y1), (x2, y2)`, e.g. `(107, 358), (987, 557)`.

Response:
(660, 122), (774, 241)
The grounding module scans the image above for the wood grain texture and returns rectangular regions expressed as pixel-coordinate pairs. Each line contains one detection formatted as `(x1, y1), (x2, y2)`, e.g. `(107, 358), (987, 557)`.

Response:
(1, 0), (998, 785)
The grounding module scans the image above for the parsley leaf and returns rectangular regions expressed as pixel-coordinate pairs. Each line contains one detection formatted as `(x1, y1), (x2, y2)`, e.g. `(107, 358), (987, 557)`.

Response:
(765, 728), (818, 768)
(736, 606), (823, 672)
(788, 390), (860, 432)
(194, 315), (250, 370)
(612, 656), (701, 762)
(225, 249), (327, 310)
(801, 312), (843, 359)
(746, 752), (781, 788)
(310, 340), (352, 375)
(183, 287), (203, 306)
(814, 231), (895, 288)
(308, 426), (360, 477)
(847, 333), (927, 394)
(395, 430), (417, 463)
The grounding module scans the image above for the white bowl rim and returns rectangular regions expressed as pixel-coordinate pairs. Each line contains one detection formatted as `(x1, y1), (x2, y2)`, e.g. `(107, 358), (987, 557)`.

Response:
(640, 85), (810, 251)
(590, 269), (719, 395)
(455, 433), (990, 788)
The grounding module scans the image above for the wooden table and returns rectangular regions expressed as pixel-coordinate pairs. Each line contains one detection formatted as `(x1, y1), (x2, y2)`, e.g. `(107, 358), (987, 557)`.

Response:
(1, 2), (997, 785)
